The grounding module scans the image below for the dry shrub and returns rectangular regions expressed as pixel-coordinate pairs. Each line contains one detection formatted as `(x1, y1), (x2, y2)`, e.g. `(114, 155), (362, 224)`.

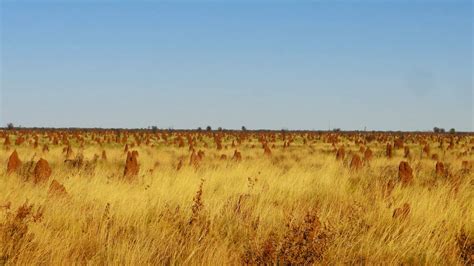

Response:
(392, 203), (410, 220)
(278, 211), (331, 264)
(16, 157), (36, 182)
(187, 179), (210, 244)
(221, 194), (259, 233)
(64, 153), (84, 169)
(242, 210), (331, 265)
(64, 154), (97, 175)
(456, 228), (474, 265)
(189, 179), (205, 225)
(243, 232), (279, 265)
(0, 202), (43, 264)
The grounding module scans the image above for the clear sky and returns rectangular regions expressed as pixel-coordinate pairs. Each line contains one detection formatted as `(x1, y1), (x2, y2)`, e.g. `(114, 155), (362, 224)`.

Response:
(1, 0), (472, 131)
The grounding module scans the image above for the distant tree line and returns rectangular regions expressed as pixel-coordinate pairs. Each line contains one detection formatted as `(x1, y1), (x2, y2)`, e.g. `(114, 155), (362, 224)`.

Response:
(433, 127), (455, 134)
(2, 122), (459, 134)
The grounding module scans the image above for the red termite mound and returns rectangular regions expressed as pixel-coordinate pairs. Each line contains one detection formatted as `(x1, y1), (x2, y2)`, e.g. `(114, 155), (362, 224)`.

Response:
(124, 151), (139, 179)
(364, 147), (373, 161)
(336, 147), (345, 161)
(398, 161), (413, 186)
(263, 144), (272, 156)
(48, 179), (68, 197)
(33, 158), (52, 184)
(435, 161), (446, 177)
(233, 150), (242, 162)
(350, 154), (362, 171)
(386, 143), (393, 159)
(7, 150), (22, 174)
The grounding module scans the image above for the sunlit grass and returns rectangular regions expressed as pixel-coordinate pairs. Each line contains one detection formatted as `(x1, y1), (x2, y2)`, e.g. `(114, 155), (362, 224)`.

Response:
(1, 131), (473, 264)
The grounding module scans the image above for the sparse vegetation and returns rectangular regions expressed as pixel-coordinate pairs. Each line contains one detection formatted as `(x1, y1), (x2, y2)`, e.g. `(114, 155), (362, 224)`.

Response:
(0, 129), (473, 264)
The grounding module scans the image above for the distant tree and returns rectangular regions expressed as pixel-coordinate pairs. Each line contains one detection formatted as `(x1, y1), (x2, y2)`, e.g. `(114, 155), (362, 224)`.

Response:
(449, 128), (455, 134)
(151, 126), (158, 133)
(206, 126), (212, 131)
(433, 127), (440, 133)
(241, 126), (247, 131)
(333, 128), (341, 132)
(440, 128), (446, 133)
(217, 127), (223, 131)
(7, 123), (14, 130)
(197, 127), (202, 131)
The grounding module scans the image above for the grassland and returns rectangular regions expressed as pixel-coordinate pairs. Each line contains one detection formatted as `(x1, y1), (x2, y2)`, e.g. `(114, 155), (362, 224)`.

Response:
(1, 130), (473, 264)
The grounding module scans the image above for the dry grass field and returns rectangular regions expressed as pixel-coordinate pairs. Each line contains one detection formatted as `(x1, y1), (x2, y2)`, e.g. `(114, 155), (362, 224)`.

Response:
(1, 129), (473, 264)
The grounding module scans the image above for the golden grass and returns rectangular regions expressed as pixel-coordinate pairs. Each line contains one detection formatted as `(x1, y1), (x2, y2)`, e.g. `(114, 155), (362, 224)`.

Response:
(1, 131), (473, 264)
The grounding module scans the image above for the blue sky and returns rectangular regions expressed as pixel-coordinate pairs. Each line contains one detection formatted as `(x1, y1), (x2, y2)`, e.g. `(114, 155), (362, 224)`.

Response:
(1, 1), (472, 131)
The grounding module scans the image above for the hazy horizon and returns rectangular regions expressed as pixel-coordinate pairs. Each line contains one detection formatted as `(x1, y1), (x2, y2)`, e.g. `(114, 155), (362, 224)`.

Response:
(1, 1), (472, 131)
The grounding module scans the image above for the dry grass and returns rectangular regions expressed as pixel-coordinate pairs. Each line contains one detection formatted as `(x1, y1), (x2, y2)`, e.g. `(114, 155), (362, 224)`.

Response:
(0, 130), (473, 264)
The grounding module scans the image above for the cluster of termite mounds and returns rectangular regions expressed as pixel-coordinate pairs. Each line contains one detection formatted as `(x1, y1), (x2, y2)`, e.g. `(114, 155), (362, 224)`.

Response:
(6, 149), (64, 198)
(2, 129), (473, 205)
(329, 132), (473, 220)
(7, 150), (52, 184)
